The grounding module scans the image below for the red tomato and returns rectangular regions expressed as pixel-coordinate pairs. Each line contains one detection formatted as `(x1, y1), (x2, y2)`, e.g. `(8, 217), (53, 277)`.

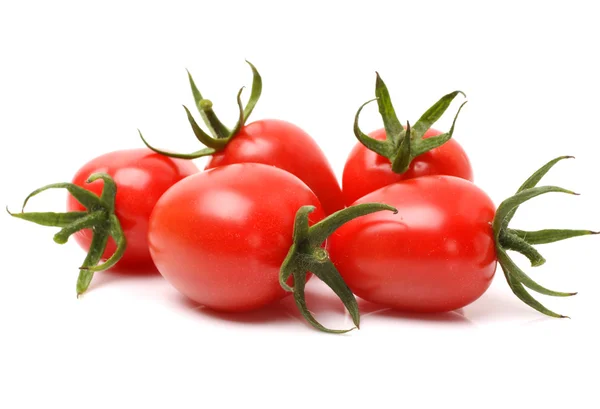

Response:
(329, 175), (496, 313)
(68, 149), (198, 273)
(148, 163), (325, 312)
(342, 128), (473, 205)
(206, 119), (344, 215)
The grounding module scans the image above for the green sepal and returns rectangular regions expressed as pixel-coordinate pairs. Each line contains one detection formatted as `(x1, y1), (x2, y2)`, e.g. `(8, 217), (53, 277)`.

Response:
(497, 248), (575, 297)
(280, 203), (397, 333)
(6, 209), (87, 228)
(77, 229), (110, 297)
(493, 186), (577, 238)
(492, 156), (596, 318)
(139, 60), (262, 159)
(139, 130), (216, 159)
(501, 156), (574, 230)
(374, 72), (403, 144)
(8, 173), (127, 296)
(354, 73), (466, 174)
(502, 268), (567, 319)
(353, 99), (394, 157)
(228, 86), (247, 139)
(242, 60), (262, 121)
(21, 182), (101, 211)
(507, 228), (599, 245)
(83, 214), (127, 273)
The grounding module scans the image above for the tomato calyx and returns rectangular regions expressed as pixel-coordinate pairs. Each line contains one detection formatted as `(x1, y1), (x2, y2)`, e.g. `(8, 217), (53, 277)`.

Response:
(354, 73), (467, 174)
(7, 173), (127, 296)
(280, 203), (397, 333)
(492, 156), (599, 318)
(139, 60), (263, 159)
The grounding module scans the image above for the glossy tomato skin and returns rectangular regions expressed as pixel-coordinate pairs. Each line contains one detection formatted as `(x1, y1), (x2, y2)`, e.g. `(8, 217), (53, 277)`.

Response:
(67, 149), (198, 273)
(207, 119), (344, 215)
(329, 175), (497, 313)
(342, 128), (473, 205)
(148, 163), (325, 312)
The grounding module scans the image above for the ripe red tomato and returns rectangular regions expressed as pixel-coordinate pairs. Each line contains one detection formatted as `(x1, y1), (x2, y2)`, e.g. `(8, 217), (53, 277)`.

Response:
(68, 149), (198, 273)
(206, 119), (345, 215)
(140, 62), (345, 215)
(342, 128), (473, 205)
(148, 163), (325, 312)
(330, 175), (496, 313)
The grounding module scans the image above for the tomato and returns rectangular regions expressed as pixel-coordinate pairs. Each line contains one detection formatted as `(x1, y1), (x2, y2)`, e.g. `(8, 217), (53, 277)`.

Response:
(330, 175), (496, 313)
(68, 148), (198, 273)
(206, 119), (345, 215)
(139, 61), (345, 215)
(342, 128), (473, 205)
(342, 73), (472, 205)
(332, 156), (591, 317)
(148, 163), (325, 312)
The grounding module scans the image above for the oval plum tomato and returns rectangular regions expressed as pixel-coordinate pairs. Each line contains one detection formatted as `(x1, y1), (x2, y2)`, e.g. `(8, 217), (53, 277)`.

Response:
(148, 162), (395, 333)
(333, 176), (496, 313)
(342, 128), (473, 205)
(342, 73), (472, 205)
(331, 157), (596, 317)
(148, 163), (326, 312)
(9, 148), (198, 295)
(139, 61), (344, 215)
(68, 149), (198, 273)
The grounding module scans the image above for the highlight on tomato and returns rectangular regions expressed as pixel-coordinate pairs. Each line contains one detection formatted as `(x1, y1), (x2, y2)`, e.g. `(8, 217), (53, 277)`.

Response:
(147, 163), (395, 333)
(8, 149), (198, 295)
(139, 61), (345, 215)
(342, 73), (473, 205)
(330, 155), (598, 318)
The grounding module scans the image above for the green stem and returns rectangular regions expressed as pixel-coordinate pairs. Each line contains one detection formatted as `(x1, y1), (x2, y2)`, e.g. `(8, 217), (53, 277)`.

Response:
(197, 99), (230, 139)
(187, 68), (230, 139)
(499, 231), (546, 267)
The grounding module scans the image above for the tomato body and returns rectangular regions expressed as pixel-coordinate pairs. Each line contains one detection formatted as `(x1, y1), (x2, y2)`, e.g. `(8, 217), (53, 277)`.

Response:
(329, 175), (497, 313)
(207, 119), (344, 215)
(148, 163), (325, 312)
(67, 149), (198, 273)
(342, 128), (473, 205)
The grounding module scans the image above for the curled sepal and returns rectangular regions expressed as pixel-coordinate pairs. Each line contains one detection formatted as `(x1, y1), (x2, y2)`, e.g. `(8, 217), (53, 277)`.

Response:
(139, 60), (262, 159)
(354, 73), (466, 174)
(492, 156), (597, 318)
(7, 173), (126, 296)
(280, 203), (397, 333)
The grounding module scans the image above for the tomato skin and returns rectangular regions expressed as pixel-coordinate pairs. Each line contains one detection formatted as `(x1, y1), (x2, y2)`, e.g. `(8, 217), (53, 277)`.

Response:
(148, 163), (325, 312)
(67, 149), (198, 273)
(329, 175), (497, 313)
(342, 128), (473, 205)
(207, 119), (344, 215)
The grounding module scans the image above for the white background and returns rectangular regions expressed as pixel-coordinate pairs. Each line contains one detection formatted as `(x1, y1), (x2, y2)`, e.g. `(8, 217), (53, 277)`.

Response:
(1, 1), (599, 408)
